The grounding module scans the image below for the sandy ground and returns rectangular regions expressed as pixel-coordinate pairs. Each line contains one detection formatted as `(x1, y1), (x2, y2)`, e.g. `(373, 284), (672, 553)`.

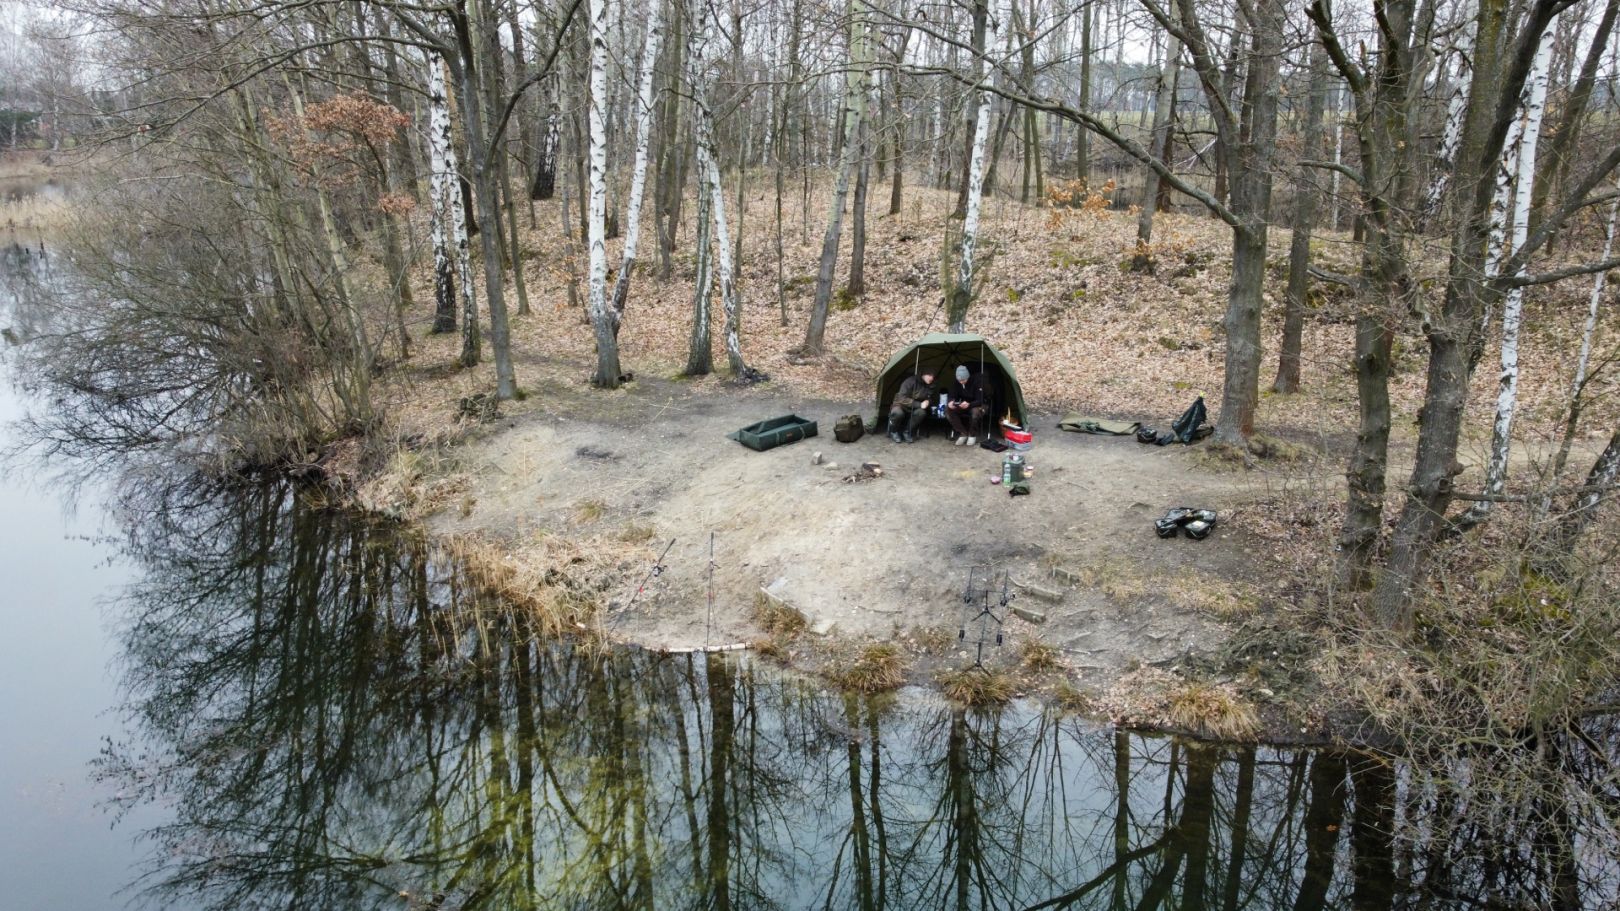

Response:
(423, 367), (1283, 685)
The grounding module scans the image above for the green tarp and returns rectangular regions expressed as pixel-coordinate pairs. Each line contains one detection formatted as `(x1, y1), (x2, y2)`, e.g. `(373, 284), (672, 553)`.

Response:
(874, 333), (1029, 430)
(1058, 414), (1142, 435)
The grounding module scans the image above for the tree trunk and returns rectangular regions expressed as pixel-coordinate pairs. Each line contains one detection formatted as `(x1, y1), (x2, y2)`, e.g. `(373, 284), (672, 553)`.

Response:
(451, 14), (516, 398)
(1136, 21), (1181, 248)
(428, 60), (461, 335)
(949, 0), (1003, 335)
(610, 0), (664, 336)
(693, 55), (749, 377)
(684, 174), (715, 376)
(953, 0), (989, 218)
(1552, 415), (1620, 554)
(1551, 190), (1619, 484)
(654, 8), (688, 280)
(1531, 0), (1619, 229)
(1211, 0), (1283, 446)
(431, 57), (480, 360)
(1216, 225), (1269, 443)
(801, 0), (870, 355)
(1460, 36), (1553, 528)
(1076, 2), (1091, 183)
(1318, 0), (1429, 592)
(887, 27), (909, 216)
(849, 114), (871, 299)
(585, 0), (623, 387)
(1273, 44), (1328, 395)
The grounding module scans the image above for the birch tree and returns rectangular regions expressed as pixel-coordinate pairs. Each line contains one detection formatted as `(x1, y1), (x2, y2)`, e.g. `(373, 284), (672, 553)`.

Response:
(1425, 27), (1472, 217)
(691, 22), (750, 377)
(684, 168), (715, 376)
(429, 57), (479, 365)
(1458, 37), (1552, 528)
(1550, 187), (1620, 485)
(949, 0), (1004, 334)
(584, 0), (623, 387)
(610, 0), (663, 335)
(800, 0), (870, 355)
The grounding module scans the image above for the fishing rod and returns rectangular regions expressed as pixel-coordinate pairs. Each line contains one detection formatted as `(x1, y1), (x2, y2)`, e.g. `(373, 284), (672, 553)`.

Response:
(624, 538), (676, 613)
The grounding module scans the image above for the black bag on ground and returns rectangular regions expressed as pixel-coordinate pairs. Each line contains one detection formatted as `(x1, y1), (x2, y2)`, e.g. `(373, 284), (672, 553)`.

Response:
(1136, 426), (1159, 444)
(1170, 396), (1211, 443)
(834, 414), (865, 443)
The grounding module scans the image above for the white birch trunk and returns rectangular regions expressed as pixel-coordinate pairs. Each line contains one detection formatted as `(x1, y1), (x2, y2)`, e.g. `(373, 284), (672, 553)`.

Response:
(952, 0), (1005, 333)
(1426, 25), (1474, 214)
(1467, 35), (1552, 524)
(429, 58), (479, 362)
(610, 2), (664, 329)
(427, 61), (457, 333)
(799, 0), (869, 354)
(586, 0), (622, 386)
(684, 184), (715, 374)
(1330, 85), (1344, 230)
(1571, 192), (1619, 408)
(697, 108), (745, 374)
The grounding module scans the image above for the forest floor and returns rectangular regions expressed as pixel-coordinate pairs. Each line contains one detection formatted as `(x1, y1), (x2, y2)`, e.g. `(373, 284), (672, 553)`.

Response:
(360, 177), (1619, 737)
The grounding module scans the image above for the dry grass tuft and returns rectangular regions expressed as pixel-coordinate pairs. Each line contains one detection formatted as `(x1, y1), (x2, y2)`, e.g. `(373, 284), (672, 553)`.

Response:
(446, 531), (634, 636)
(618, 522), (657, 543)
(752, 592), (808, 638)
(573, 498), (606, 523)
(913, 625), (956, 655)
(1020, 639), (1064, 672)
(352, 445), (469, 520)
(938, 667), (1017, 707)
(1166, 682), (1261, 741)
(1052, 680), (1094, 714)
(833, 642), (908, 692)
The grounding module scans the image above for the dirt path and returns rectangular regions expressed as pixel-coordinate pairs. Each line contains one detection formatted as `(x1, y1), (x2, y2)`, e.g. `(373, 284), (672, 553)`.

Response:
(426, 371), (1282, 683)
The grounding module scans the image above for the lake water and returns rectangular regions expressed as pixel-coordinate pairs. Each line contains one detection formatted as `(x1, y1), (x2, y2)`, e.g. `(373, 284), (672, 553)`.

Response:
(2, 204), (1615, 910)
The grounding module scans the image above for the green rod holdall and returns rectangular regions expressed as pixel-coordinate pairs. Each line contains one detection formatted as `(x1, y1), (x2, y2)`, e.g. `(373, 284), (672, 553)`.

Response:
(727, 415), (819, 451)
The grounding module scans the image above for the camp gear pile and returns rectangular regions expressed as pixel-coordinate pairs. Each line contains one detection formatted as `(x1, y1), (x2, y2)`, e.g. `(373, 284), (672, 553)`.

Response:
(1135, 397), (1213, 446)
(1154, 507), (1218, 539)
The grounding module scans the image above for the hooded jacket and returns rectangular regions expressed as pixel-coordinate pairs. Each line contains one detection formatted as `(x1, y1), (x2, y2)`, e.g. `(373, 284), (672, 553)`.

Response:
(894, 374), (933, 409)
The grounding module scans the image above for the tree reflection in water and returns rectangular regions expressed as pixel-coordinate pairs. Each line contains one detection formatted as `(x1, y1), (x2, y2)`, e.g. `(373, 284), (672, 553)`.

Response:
(98, 477), (1618, 910)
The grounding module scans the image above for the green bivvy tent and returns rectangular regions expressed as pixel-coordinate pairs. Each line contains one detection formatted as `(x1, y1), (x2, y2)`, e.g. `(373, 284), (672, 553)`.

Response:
(875, 333), (1030, 432)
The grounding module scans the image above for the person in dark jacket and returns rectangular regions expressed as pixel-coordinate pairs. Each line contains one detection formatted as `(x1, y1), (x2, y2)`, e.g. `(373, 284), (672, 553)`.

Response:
(887, 370), (935, 443)
(945, 365), (990, 446)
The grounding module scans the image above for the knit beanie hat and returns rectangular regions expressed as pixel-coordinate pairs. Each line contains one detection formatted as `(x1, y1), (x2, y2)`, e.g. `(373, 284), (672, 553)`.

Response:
(955, 365), (970, 382)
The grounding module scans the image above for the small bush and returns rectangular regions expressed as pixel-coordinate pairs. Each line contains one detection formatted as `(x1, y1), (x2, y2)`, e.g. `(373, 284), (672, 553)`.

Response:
(1020, 640), (1063, 672)
(913, 625), (955, 655)
(1052, 680), (1093, 714)
(834, 643), (907, 693)
(751, 593), (808, 638)
(938, 667), (1016, 707)
(1166, 682), (1260, 741)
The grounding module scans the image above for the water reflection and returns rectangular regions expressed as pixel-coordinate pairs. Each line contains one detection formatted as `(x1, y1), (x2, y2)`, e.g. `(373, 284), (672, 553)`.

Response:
(100, 477), (1614, 910)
